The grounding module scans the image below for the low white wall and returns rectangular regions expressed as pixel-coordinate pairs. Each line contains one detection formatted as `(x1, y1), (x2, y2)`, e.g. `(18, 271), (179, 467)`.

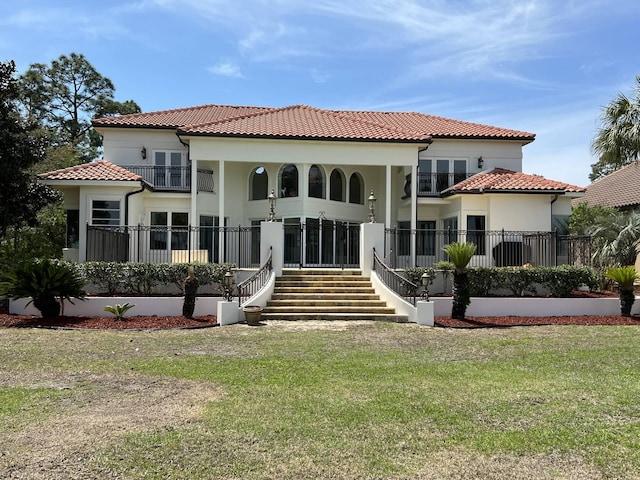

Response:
(370, 272), (417, 323)
(433, 296), (638, 317)
(10, 296), (221, 317)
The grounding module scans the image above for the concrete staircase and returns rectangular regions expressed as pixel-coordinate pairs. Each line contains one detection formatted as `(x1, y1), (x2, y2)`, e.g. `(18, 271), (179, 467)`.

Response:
(261, 269), (408, 322)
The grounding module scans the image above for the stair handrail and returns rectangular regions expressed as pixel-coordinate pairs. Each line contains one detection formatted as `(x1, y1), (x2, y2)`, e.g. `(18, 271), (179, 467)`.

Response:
(372, 247), (419, 306)
(237, 247), (273, 306)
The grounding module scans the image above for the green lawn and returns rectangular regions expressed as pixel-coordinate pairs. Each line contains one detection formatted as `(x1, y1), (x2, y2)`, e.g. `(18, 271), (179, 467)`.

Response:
(1, 322), (639, 479)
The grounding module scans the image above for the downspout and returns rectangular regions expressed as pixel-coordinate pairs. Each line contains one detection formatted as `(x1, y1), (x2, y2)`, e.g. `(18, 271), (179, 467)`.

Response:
(125, 181), (147, 227)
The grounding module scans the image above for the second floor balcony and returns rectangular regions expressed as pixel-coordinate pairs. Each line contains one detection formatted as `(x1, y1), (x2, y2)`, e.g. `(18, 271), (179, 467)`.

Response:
(125, 165), (215, 193)
(410, 172), (474, 197)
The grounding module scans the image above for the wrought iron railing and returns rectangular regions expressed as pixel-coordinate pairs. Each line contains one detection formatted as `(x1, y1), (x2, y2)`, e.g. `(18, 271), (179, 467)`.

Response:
(124, 165), (214, 192)
(373, 247), (419, 306)
(237, 247), (273, 306)
(384, 227), (592, 269)
(86, 224), (259, 267)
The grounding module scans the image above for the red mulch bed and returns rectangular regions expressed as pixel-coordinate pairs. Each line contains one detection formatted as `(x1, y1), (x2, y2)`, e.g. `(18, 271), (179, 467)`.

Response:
(435, 315), (640, 328)
(0, 308), (218, 330)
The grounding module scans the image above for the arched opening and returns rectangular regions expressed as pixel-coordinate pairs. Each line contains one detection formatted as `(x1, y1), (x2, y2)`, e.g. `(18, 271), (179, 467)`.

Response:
(279, 164), (299, 197)
(308, 164), (325, 199)
(249, 166), (268, 200)
(349, 172), (364, 204)
(330, 169), (345, 202)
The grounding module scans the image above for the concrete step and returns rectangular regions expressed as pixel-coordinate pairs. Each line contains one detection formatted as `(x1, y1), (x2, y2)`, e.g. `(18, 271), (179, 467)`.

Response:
(267, 300), (388, 307)
(260, 312), (409, 322)
(270, 293), (381, 300)
(273, 287), (376, 294)
(263, 306), (396, 314)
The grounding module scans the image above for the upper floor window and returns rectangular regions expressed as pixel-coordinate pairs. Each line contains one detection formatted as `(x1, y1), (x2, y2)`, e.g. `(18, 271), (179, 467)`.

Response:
(154, 151), (185, 188)
(250, 166), (269, 200)
(330, 169), (345, 202)
(91, 200), (120, 226)
(308, 164), (325, 199)
(280, 164), (299, 197)
(349, 172), (364, 204)
(419, 158), (467, 193)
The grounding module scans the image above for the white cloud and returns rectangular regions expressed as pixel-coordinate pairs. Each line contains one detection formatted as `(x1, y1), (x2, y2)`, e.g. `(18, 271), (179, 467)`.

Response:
(209, 62), (244, 78)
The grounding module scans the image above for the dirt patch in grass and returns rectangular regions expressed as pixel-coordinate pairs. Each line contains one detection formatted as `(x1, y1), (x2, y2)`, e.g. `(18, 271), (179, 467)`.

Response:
(0, 372), (221, 479)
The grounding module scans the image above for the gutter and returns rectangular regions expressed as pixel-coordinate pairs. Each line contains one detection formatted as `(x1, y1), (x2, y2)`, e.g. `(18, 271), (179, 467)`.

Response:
(125, 181), (147, 227)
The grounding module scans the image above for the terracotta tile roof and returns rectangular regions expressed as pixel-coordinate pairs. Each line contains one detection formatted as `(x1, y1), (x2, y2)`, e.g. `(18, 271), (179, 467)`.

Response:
(579, 162), (640, 208)
(445, 168), (585, 195)
(38, 160), (142, 182)
(337, 110), (535, 142)
(92, 103), (535, 143)
(92, 104), (272, 129)
(179, 105), (430, 142)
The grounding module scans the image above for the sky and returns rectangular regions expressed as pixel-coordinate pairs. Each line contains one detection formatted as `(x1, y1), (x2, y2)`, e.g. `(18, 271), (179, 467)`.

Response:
(1, 0), (639, 187)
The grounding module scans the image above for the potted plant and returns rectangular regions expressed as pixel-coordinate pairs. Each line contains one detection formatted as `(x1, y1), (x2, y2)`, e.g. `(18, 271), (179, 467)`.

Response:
(605, 266), (639, 316)
(243, 305), (264, 325)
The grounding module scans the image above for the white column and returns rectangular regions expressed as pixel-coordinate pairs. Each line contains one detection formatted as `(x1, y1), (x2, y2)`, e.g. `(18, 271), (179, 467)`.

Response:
(416, 300), (434, 326)
(410, 163), (418, 267)
(385, 164), (392, 228)
(218, 160), (225, 262)
(190, 158), (198, 252)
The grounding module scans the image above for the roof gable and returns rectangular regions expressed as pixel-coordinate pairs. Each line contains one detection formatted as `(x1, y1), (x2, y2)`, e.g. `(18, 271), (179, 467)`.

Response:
(445, 168), (585, 194)
(38, 160), (142, 182)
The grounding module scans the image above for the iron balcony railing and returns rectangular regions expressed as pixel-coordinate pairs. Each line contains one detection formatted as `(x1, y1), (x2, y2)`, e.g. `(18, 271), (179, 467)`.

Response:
(403, 172), (475, 198)
(384, 227), (592, 269)
(125, 165), (215, 192)
(87, 224), (260, 267)
(373, 248), (419, 306)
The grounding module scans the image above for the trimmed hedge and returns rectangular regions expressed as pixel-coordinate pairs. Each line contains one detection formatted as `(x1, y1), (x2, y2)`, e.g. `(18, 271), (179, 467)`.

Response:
(78, 261), (236, 295)
(405, 265), (599, 298)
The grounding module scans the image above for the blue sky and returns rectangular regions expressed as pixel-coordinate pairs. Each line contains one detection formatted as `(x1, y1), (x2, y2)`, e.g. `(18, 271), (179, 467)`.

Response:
(1, 0), (638, 187)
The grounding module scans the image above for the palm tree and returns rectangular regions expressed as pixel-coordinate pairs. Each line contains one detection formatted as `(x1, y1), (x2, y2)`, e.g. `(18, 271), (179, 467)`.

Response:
(443, 242), (476, 320)
(590, 210), (640, 268)
(591, 76), (640, 181)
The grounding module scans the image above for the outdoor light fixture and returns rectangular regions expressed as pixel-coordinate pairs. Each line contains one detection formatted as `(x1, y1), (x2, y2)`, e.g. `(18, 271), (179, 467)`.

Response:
(477, 156), (483, 169)
(141, 146), (147, 160)
(223, 269), (235, 302)
(421, 271), (432, 301)
(267, 189), (277, 222)
(368, 190), (377, 223)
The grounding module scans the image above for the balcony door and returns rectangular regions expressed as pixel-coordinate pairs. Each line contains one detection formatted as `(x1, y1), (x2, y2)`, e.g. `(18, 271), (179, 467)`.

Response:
(437, 159), (466, 191)
(154, 151), (184, 188)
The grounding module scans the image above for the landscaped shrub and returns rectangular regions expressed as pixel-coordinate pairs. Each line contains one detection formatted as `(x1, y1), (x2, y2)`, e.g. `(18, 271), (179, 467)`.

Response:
(467, 267), (500, 296)
(0, 259), (86, 317)
(537, 265), (599, 297)
(163, 262), (235, 294)
(81, 262), (127, 295)
(404, 267), (436, 287)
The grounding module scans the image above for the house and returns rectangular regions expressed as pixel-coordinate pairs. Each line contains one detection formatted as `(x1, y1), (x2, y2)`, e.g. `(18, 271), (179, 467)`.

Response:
(39, 103), (585, 269)
(577, 161), (640, 211)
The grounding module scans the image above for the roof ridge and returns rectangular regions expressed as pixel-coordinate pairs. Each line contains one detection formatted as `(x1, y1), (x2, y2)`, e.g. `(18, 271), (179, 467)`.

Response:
(321, 107), (432, 140)
(179, 104), (299, 130)
(94, 103), (274, 123)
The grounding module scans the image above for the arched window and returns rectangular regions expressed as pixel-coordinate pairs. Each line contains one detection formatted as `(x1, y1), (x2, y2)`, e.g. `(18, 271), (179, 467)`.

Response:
(308, 165), (325, 199)
(349, 172), (364, 204)
(250, 166), (268, 200)
(279, 164), (298, 198)
(330, 169), (345, 202)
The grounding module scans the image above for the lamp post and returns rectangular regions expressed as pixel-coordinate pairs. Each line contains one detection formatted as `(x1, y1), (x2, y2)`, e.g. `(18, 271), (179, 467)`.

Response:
(267, 189), (277, 222)
(223, 269), (235, 302)
(368, 190), (377, 223)
(421, 271), (432, 301)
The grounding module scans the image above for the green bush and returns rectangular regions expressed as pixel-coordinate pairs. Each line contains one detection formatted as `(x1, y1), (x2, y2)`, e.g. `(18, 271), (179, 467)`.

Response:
(0, 259), (86, 317)
(82, 262), (126, 295)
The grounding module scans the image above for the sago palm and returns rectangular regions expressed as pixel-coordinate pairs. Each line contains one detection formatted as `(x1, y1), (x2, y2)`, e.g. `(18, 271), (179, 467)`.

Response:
(443, 242), (477, 320)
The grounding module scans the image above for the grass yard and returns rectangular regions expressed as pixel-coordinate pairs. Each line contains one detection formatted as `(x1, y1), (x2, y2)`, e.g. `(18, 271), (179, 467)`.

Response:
(1, 321), (640, 479)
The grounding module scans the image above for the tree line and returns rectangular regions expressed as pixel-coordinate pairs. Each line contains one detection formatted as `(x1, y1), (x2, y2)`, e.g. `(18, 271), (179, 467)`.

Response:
(0, 53), (140, 266)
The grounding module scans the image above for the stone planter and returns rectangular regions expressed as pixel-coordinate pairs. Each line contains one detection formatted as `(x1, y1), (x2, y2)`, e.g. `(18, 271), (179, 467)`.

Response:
(243, 305), (264, 325)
